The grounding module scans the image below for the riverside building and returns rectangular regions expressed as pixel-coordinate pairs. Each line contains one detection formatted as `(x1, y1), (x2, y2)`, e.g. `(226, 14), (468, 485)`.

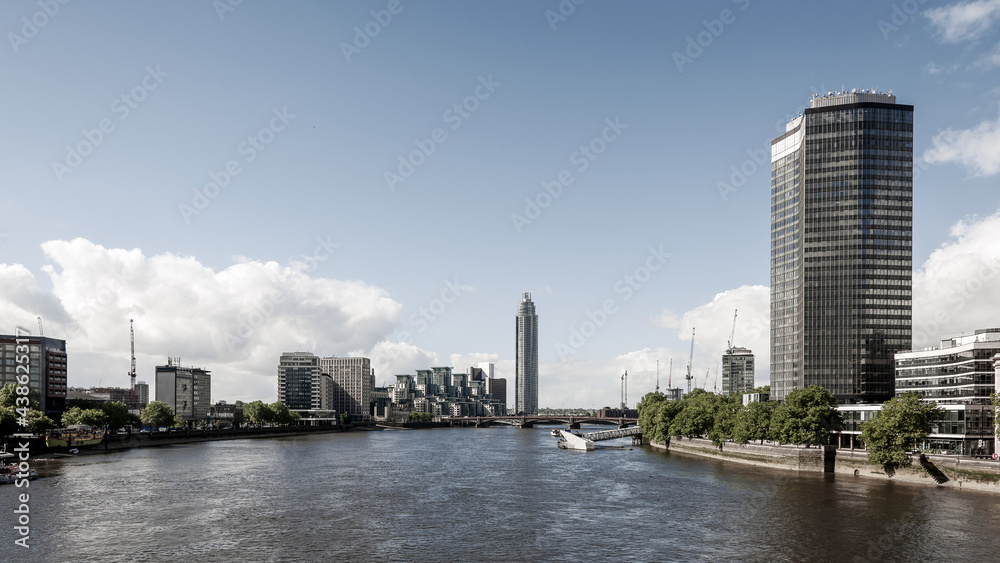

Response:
(721, 346), (755, 396)
(836, 329), (1000, 455)
(0, 334), (68, 418)
(516, 292), (539, 414)
(378, 366), (507, 421)
(770, 90), (913, 404)
(277, 352), (336, 422)
(155, 359), (211, 423)
(321, 356), (375, 420)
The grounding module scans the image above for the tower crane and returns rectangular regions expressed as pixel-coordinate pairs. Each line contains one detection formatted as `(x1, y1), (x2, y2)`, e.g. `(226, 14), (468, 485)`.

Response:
(655, 360), (659, 393)
(727, 309), (738, 353)
(685, 328), (695, 394)
(129, 319), (136, 410)
(37, 316), (44, 337)
(668, 358), (673, 388)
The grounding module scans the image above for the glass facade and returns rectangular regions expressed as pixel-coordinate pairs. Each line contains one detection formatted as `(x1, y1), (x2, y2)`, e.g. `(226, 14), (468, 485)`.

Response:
(722, 347), (755, 396)
(771, 92), (913, 403)
(515, 292), (538, 414)
(895, 329), (1000, 405)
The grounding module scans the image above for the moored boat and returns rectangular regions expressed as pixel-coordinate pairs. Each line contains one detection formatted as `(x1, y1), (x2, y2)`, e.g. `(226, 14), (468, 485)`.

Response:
(0, 453), (38, 484)
(46, 424), (104, 448)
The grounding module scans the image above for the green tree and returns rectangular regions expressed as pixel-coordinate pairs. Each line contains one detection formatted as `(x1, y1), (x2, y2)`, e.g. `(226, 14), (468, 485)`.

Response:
(637, 392), (666, 440)
(173, 415), (187, 428)
(669, 389), (720, 438)
(140, 401), (176, 429)
(861, 392), (944, 469)
(101, 401), (133, 431)
(0, 405), (18, 438)
(709, 394), (743, 446)
(770, 385), (841, 446)
(26, 410), (57, 434)
(732, 400), (776, 444)
(339, 412), (353, 425)
(409, 412), (433, 422)
(0, 383), (40, 409)
(232, 409), (245, 428)
(243, 401), (273, 426)
(62, 407), (107, 428)
(0, 383), (50, 436)
(751, 385), (770, 395)
(269, 402), (296, 425)
(993, 392), (1000, 441)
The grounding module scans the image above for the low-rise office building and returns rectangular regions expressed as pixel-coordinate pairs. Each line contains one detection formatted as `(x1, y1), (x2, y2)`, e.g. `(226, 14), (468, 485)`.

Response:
(155, 359), (211, 423)
(834, 330), (1000, 455)
(895, 328), (1000, 405)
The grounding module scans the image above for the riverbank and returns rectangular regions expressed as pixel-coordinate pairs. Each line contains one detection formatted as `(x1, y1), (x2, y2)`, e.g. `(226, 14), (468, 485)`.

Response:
(8, 425), (350, 459)
(651, 437), (1000, 493)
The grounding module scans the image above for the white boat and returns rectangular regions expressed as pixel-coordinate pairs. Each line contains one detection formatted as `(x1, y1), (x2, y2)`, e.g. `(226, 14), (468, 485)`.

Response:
(555, 430), (594, 451)
(550, 429), (561, 437)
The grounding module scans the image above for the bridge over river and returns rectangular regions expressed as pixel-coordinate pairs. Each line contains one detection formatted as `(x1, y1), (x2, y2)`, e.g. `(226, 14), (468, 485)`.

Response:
(443, 415), (638, 429)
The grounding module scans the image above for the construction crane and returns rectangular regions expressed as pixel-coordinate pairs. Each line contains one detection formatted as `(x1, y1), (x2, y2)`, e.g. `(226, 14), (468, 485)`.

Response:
(129, 319), (136, 410)
(727, 309), (738, 353)
(655, 360), (659, 393)
(668, 358), (673, 388)
(685, 328), (695, 394)
(37, 316), (43, 337)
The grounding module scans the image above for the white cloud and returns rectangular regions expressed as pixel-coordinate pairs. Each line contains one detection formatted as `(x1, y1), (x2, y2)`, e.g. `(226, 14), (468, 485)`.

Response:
(971, 41), (1000, 68)
(923, 106), (1000, 176)
(926, 0), (1000, 42)
(539, 349), (679, 409)
(367, 340), (441, 386)
(2, 238), (403, 402)
(657, 285), (771, 390)
(912, 210), (1000, 347)
(925, 61), (960, 74)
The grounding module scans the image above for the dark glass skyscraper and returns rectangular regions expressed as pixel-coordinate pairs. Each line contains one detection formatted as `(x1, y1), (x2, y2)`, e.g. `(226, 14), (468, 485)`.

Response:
(515, 292), (538, 414)
(770, 90), (913, 404)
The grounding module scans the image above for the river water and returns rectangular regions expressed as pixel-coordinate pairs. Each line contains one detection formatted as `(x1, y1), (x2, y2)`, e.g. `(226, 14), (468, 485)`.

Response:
(6, 426), (1000, 562)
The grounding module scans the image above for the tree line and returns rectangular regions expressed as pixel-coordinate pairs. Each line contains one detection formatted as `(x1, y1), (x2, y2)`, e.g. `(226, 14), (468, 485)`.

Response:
(638, 385), (946, 470)
(638, 385), (841, 448)
(0, 383), (303, 438)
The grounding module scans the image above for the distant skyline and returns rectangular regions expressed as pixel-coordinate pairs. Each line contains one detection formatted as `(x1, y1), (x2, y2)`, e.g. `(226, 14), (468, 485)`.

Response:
(2, 1), (1000, 408)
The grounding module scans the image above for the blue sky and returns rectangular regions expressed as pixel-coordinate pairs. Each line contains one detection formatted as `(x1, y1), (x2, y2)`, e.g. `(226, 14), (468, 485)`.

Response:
(3, 0), (1000, 408)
